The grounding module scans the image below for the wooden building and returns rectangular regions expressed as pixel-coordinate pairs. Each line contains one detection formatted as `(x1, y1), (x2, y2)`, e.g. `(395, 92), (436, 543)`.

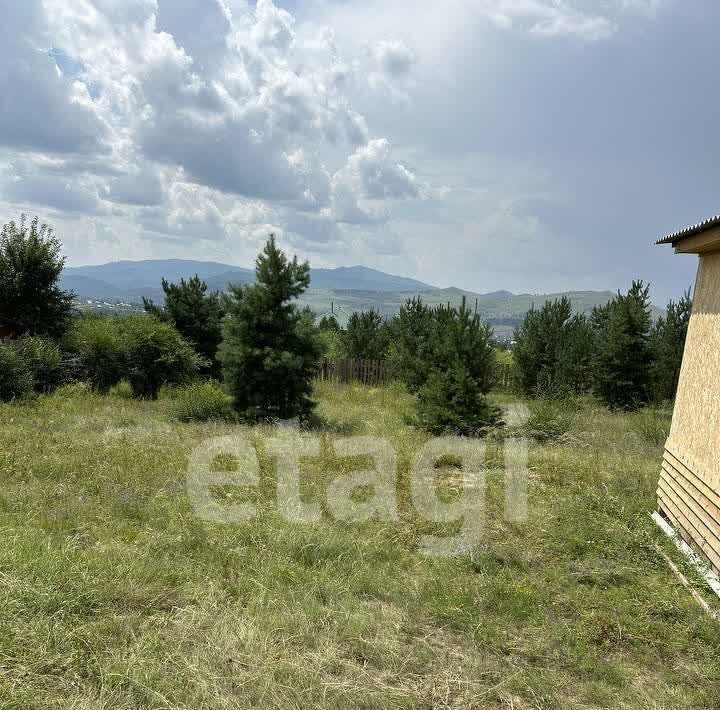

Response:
(656, 215), (720, 575)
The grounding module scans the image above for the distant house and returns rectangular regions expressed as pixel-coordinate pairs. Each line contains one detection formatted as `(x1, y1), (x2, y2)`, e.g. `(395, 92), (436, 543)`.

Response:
(0, 315), (27, 340)
(656, 215), (720, 575)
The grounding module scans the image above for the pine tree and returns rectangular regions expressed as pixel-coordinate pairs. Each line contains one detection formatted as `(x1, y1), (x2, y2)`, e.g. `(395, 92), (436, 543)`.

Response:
(513, 297), (574, 396)
(318, 315), (341, 332)
(416, 299), (499, 434)
(144, 275), (224, 377)
(219, 235), (322, 420)
(386, 296), (433, 392)
(0, 215), (75, 338)
(343, 309), (390, 360)
(650, 290), (692, 402)
(593, 280), (654, 410)
(554, 314), (595, 395)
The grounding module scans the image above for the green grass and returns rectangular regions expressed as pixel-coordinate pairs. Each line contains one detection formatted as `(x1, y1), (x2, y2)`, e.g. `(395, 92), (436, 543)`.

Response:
(0, 382), (718, 709)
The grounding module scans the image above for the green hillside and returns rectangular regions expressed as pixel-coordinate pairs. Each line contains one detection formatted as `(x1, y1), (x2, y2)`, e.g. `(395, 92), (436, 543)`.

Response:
(300, 287), (665, 341)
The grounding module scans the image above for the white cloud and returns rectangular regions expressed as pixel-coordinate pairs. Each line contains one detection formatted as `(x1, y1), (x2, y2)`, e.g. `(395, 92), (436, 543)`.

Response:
(0, 0), (695, 305)
(331, 139), (424, 224)
(0, 1), (108, 155)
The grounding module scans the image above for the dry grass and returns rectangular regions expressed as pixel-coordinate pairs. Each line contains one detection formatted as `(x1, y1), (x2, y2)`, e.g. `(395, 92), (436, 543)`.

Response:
(0, 382), (717, 709)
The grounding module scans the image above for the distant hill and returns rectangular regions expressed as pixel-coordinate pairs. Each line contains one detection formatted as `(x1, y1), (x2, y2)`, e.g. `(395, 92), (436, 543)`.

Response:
(62, 258), (663, 341)
(62, 259), (433, 300)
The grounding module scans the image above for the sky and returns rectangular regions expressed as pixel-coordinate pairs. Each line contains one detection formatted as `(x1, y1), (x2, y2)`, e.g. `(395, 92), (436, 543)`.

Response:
(0, 0), (716, 304)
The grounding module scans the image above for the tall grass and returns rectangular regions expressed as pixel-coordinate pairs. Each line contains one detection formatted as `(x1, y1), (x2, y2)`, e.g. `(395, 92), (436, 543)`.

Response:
(0, 384), (716, 709)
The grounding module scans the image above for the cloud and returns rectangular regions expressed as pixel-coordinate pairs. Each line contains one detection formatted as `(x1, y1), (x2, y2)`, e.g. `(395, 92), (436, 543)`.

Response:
(104, 167), (164, 206)
(1, 158), (103, 215)
(331, 139), (423, 224)
(1, 0), (699, 307)
(0, 1), (108, 155)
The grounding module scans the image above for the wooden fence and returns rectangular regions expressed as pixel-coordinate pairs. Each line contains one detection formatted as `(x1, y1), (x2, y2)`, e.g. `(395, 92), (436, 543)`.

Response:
(318, 358), (387, 386)
(318, 358), (513, 390)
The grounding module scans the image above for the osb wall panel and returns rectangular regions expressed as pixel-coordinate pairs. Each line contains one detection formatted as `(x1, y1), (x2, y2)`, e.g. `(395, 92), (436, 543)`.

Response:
(666, 251), (720, 493)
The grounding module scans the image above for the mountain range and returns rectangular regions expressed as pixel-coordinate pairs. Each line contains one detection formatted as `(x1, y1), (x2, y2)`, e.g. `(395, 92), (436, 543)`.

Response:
(61, 260), (433, 303)
(61, 259), (662, 341)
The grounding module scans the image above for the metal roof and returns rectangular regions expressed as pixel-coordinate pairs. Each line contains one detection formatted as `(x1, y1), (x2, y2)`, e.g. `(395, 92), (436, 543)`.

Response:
(656, 215), (720, 246)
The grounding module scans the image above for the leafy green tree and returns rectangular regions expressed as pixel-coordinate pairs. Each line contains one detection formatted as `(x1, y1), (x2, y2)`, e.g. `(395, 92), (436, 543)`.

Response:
(415, 299), (499, 434)
(219, 236), (322, 420)
(650, 290), (692, 401)
(0, 215), (75, 338)
(593, 280), (654, 410)
(343, 309), (390, 360)
(144, 275), (224, 377)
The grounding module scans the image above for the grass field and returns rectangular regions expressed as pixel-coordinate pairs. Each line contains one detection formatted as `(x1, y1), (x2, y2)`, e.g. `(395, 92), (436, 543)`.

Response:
(0, 383), (718, 709)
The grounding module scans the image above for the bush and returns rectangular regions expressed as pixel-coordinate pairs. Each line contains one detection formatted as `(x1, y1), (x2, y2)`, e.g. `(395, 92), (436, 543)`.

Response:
(65, 313), (203, 398)
(14, 336), (63, 393)
(121, 315), (205, 399)
(0, 337), (64, 401)
(64, 314), (128, 392)
(164, 381), (234, 422)
(0, 344), (33, 402)
(525, 398), (577, 442)
(109, 380), (134, 399)
(143, 275), (225, 378)
(319, 329), (343, 359)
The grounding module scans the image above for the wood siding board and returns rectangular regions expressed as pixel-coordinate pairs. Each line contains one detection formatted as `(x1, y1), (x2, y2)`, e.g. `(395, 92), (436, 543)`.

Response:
(657, 476), (720, 553)
(664, 449), (720, 505)
(657, 485), (720, 572)
(661, 462), (720, 523)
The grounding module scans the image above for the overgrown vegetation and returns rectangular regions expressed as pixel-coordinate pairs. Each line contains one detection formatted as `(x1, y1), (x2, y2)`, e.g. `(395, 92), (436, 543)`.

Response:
(143, 275), (225, 378)
(65, 313), (203, 398)
(163, 380), (234, 422)
(0, 336), (64, 401)
(0, 382), (717, 708)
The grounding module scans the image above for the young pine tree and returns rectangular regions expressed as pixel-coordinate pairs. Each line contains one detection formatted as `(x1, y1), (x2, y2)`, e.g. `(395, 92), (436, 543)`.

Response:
(144, 275), (225, 378)
(343, 309), (390, 360)
(416, 299), (499, 434)
(386, 296), (433, 392)
(593, 280), (654, 410)
(650, 290), (692, 402)
(219, 236), (322, 420)
(513, 297), (573, 396)
(0, 215), (75, 338)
